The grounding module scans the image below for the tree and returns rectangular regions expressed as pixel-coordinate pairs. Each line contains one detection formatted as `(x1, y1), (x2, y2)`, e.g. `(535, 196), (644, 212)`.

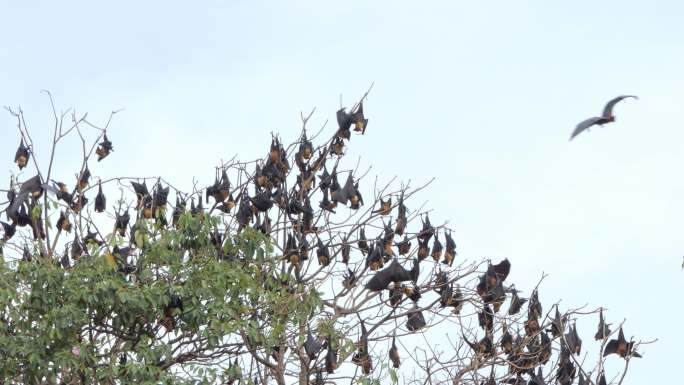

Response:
(0, 90), (646, 384)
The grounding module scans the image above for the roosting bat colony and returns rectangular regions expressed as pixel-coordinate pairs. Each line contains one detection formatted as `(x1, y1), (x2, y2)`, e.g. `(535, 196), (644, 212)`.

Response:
(0, 90), (645, 384)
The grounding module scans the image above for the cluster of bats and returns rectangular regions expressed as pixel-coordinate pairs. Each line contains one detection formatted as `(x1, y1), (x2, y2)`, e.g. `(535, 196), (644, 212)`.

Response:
(0, 95), (643, 384)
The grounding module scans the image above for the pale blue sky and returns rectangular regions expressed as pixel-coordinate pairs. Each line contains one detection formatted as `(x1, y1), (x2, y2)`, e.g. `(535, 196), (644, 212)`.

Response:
(2, 1), (683, 384)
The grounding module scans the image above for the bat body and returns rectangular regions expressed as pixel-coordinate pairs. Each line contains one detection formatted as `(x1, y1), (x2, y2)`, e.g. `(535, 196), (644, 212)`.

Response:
(96, 134), (113, 161)
(15, 139), (30, 169)
(389, 334), (400, 368)
(95, 182), (106, 213)
(304, 328), (322, 360)
(594, 308), (611, 340)
(570, 95), (637, 140)
(406, 309), (426, 331)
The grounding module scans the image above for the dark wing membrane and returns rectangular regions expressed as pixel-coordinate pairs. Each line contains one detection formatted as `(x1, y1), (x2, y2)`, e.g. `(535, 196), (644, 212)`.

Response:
(570, 117), (604, 140)
(602, 95), (637, 118)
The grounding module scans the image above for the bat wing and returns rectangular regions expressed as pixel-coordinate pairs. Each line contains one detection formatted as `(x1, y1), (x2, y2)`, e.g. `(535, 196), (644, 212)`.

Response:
(365, 268), (392, 291)
(570, 117), (603, 140)
(492, 258), (511, 281)
(603, 339), (619, 356)
(602, 95), (637, 118)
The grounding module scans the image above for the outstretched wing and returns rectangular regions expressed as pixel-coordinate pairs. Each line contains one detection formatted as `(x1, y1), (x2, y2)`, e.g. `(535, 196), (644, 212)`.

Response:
(570, 117), (603, 140)
(602, 95), (637, 118)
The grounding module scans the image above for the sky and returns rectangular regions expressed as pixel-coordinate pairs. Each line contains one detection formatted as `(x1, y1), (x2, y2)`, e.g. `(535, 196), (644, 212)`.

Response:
(1, 1), (683, 384)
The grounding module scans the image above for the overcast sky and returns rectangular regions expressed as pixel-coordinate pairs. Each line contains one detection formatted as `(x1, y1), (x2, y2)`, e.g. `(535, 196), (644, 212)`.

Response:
(1, 1), (683, 384)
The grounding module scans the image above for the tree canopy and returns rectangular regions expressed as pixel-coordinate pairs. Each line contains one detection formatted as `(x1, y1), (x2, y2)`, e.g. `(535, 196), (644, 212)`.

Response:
(0, 91), (646, 385)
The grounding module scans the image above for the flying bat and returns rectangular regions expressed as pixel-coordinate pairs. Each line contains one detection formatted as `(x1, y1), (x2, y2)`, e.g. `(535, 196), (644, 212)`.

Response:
(570, 95), (637, 140)
(603, 327), (641, 359)
(365, 258), (413, 291)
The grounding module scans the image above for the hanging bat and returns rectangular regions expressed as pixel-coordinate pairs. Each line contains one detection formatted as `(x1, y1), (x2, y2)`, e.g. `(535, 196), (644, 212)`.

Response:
(393, 194), (407, 235)
(564, 323), (582, 355)
(528, 367), (546, 385)
(342, 268), (357, 289)
(304, 328), (323, 360)
(373, 197), (392, 216)
(594, 307), (611, 340)
(570, 95), (638, 140)
(325, 339), (338, 373)
(430, 231), (443, 262)
(336, 108), (353, 139)
(250, 189), (273, 212)
(15, 139), (30, 169)
(161, 294), (184, 331)
(525, 314), (541, 336)
(341, 240), (350, 264)
(331, 172), (355, 205)
(443, 230), (456, 266)
(478, 304), (494, 333)
(528, 289), (542, 319)
(152, 181), (170, 211)
(358, 227), (370, 255)
(114, 210), (130, 236)
(463, 333), (494, 358)
(83, 227), (102, 246)
(395, 236), (411, 256)
(319, 187), (336, 213)
(389, 334), (400, 368)
(316, 238), (331, 267)
(382, 220), (395, 256)
(417, 238), (429, 261)
(284, 234), (299, 265)
(95, 181), (106, 213)
(406, 309), (426, 331)
(547, 306), (565, 338)
(508, 287), (527, 315)
(299, 131), (314, 160)
(70, 233), (83, 261)
(351, 101), (368, 134)
(60, 248), (70, 269)
(131, 180), (150, 210)
(96, 134), (114, 161)
(418, 214), (434, 241)
(501, 326), (513, 354)
(350, 182), (363, 210)
(389, 285), (403, 307)
(331, 137), (345, 156)
(352, 319), (372, 374)
(365, 259), (413, 291)
(603, 327), (641, 358)
(56, 211), (72, 233)
(22, 244), (32, 262)
(77, 166), (91, 191)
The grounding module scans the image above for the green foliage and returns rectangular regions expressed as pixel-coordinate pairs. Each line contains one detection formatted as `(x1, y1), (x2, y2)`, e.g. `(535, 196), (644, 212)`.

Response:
(0, 211), (321, 384)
